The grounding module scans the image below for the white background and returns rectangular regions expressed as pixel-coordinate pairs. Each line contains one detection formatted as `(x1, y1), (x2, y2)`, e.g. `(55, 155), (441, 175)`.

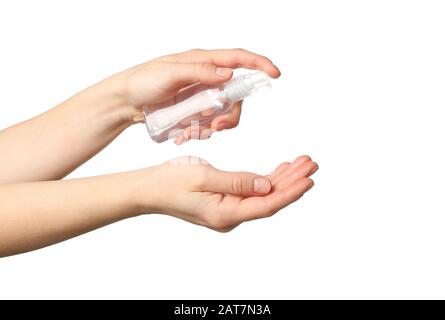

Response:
(0, 0), (444, 299)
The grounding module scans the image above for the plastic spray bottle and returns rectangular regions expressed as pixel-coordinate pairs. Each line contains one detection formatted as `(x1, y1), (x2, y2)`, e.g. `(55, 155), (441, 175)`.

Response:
(143, 71), (271, 143)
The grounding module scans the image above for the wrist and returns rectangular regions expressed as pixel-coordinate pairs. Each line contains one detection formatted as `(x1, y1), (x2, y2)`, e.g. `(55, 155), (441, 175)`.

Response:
(68, 73), (144, 131)
(95, 74), (145, 126)
(122, 166), (160, 216)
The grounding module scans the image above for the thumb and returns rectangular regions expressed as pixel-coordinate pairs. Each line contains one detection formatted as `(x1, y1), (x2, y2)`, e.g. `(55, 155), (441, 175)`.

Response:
(202, 168), (272, 196)
(170, 62), (233, 88)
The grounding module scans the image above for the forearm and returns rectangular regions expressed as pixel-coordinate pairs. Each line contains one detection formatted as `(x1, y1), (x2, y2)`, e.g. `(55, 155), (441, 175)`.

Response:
(0, 167), (150, 257)
(0, 74), (142, 184)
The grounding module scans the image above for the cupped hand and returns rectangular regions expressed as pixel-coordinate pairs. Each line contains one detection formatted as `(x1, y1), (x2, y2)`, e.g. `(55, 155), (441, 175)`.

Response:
(118, 49), (281, 144)
(137, 155), (318, 232)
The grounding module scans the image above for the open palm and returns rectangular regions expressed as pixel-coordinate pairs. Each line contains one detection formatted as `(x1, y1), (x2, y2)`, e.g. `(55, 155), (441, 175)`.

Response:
(145, 155), (317, 232)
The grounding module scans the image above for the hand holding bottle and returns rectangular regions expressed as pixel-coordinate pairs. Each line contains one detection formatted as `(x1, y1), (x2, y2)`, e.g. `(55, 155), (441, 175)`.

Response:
(115, 48), (281, 143)
(144, 71), (272, 143)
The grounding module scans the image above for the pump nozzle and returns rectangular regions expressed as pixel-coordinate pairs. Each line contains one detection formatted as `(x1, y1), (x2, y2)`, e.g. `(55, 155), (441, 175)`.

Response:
(223, 72), (271, 103)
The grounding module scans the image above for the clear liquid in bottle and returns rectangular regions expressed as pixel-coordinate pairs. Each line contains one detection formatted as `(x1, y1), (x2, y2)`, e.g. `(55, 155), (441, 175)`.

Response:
(144, 71), (271, 143)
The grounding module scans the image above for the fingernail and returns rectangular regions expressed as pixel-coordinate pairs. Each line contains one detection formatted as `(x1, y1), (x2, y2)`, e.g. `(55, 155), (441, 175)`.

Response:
(309, 163), (319, 175)
(216, 67), (232, 77)
(254, 177), (271, 194)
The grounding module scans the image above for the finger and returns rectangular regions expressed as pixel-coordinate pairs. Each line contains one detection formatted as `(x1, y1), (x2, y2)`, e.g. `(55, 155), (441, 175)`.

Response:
(273, 155), (312, 182)
(198, 126), (214, 140)
(174, 135), (183, 145)
(275, 161), (319, 189)
(170, 62), (233, 89)
(269, 162), (291, 183)
(174, 125), (215, 145)
(201, 168), (272, 196)
(237, 178), (314, 222)
(165, 48), (281, 78)
(174, 127), (191, 145)
(211, 101), (242, 131)
(293, 155), (312, 167)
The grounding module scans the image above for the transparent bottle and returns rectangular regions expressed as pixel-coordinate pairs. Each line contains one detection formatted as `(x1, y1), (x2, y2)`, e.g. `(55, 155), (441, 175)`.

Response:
(144, 71), (271, 143)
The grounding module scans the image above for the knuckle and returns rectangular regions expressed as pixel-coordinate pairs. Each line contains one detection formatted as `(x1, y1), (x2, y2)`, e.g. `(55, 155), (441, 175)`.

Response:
(189, 48), (204, 54)
(194, 62), (210, 76)
(223, 115), (241, 129)
(231, 116), (241, 127)
(231, 176), (244, 194)
(258, 53), (272, 63)
(232, 47), (246, 53)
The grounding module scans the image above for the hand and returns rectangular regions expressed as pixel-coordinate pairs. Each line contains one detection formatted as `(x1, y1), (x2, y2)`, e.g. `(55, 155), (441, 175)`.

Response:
(117, 48), (281, 144)
(137, 155), (318, 232)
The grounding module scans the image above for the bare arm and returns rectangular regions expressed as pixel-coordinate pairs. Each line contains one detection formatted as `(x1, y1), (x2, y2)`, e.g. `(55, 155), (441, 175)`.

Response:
(0, 156), (317, 257)
(0, 169), (143, 257)
(0, 78), (140, 183)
